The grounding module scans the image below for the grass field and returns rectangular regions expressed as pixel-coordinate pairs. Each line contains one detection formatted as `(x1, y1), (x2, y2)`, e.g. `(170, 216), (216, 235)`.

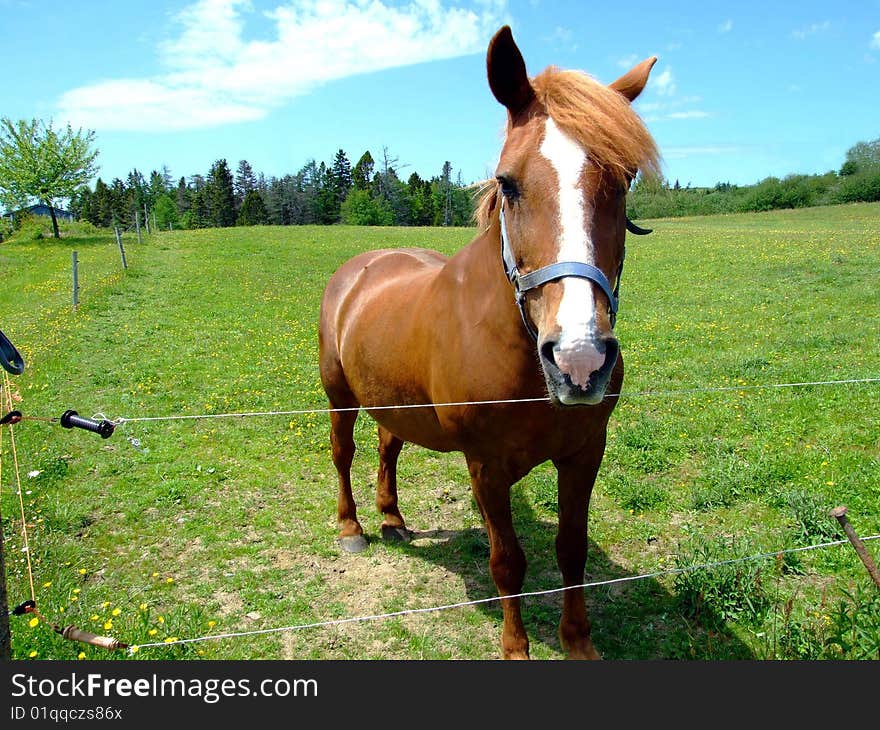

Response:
(1, 203), (878, 660)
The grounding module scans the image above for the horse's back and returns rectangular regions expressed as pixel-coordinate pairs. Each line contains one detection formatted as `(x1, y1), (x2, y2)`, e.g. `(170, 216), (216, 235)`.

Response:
(320, 247), (447, 341)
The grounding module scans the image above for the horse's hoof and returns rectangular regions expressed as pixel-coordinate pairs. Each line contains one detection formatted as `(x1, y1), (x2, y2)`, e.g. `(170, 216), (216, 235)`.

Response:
(338, 534), (369, 553)
(381, 525), (413, 543)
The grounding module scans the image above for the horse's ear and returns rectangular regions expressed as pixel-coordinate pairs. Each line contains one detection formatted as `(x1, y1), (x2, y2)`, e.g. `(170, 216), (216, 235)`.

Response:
(487, 26), (535, 117)
(609, 56), (657, 102)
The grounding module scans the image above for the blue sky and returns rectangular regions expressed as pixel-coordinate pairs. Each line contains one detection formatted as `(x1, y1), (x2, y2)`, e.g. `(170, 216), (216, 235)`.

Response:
(3, 0), (879, 190)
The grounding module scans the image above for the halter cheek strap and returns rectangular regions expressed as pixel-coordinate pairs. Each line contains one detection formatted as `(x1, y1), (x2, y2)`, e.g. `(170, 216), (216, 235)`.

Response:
(499, 200), (622, 340)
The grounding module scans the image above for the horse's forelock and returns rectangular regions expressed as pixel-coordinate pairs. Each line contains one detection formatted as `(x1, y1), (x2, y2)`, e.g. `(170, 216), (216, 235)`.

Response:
(531, 67), (661, 184)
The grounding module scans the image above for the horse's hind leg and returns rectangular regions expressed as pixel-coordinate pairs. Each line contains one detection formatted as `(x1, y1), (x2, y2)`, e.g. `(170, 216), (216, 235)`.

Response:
(376, 425), (411, 542)
(330, 404), (367, 553)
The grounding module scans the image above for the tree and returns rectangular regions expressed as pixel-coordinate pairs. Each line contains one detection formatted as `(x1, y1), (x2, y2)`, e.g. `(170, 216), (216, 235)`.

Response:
(0, 117), (99, 238)
(234, 159), (257, 213)
(842, 138), (880, 173)
(330, 149), (353, 206)
(153, 193), (179, 230)
(237, 189), (269, 226)
(352, 151), (375, 191)
(206, 158), (236, 227)
(340, 188), (393, 225)
(91, 178), (114, 227)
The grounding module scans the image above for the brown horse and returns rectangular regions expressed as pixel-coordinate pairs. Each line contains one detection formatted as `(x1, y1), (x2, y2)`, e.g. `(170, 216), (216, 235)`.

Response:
(318, 25), (660, 659)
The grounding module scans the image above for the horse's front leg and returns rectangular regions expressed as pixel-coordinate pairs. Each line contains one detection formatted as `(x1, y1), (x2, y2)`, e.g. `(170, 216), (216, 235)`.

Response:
(554, 443), (606, 660)
(467, 457), (529, 659)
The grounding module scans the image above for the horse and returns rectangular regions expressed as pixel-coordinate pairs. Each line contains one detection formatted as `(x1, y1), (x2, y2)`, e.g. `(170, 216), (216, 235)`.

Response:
(318, 25), (660, 659)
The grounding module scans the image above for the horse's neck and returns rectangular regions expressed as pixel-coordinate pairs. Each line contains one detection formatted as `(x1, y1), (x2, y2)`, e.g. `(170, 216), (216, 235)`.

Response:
(446, 219), (533, 353)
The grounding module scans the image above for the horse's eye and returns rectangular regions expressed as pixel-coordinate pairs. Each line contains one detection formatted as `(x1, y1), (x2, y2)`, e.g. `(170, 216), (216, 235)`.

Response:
(497, 176), (520, 201)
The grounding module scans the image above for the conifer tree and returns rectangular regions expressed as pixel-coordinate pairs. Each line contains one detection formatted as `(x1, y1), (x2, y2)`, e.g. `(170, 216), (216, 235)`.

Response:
(207, 158), (236, 227)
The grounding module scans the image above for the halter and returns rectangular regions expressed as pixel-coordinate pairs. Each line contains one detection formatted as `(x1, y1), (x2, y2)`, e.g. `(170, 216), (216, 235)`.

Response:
(499, 200), (651, 341)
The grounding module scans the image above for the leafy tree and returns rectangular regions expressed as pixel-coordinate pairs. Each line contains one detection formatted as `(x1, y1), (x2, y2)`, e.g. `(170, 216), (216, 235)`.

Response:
(153, 193), (179, 230)
(237, 189), (269, 226)
(340, 188), (393, 225)
(842, 138), (880, 173)
(0, 117), (99, 238)
(406, 172), (433, 226)
(68, 185), (93, 223)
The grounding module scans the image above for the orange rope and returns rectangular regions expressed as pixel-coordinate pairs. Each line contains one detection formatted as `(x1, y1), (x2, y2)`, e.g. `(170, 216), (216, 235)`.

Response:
(2, 371), (35, 603)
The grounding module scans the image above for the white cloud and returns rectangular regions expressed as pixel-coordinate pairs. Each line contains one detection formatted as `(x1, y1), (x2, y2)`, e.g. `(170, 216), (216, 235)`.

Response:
(792, 20), (830, 40)
(651, 68), (676, 97)
(666, 110), (711, 120)
(58, 0), (508, 132)
(871, 30), (880, 49)
(718, 19), (732, 34)
(616, 53), (639, 69)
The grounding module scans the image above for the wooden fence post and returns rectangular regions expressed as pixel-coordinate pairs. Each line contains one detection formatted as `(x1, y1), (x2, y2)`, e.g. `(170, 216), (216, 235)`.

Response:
(72, 250), (79, 309)
(114, 227), (127, 270)
(135, 211), (142, 244)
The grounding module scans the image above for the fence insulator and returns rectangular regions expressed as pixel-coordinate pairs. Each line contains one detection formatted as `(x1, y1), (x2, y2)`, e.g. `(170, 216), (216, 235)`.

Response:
(60, 410), (115, 439)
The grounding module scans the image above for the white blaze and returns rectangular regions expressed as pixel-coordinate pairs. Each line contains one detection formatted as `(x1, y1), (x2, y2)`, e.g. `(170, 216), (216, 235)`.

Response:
(539, 118), (600, 371)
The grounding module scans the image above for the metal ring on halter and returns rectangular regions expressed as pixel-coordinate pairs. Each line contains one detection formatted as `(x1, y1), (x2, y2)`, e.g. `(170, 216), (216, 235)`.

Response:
(0, 327), (25, 375)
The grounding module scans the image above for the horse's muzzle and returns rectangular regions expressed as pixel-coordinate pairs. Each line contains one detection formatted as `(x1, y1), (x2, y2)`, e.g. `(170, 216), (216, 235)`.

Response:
(539, 336), (619, 406)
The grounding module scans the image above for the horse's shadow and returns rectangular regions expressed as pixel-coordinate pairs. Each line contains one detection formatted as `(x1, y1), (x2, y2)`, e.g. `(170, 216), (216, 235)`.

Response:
(392, 487), (756, 660)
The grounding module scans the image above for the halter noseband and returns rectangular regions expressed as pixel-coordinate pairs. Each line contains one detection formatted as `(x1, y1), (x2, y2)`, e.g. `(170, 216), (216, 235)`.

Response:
(499, 200), (651, 341)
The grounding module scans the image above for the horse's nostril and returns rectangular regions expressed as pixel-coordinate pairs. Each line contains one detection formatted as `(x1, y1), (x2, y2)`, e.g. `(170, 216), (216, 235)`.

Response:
(540, 340), (558, 368)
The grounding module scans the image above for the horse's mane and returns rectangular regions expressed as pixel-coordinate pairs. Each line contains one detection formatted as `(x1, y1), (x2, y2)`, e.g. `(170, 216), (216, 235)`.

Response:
(475, 65), (661, 228)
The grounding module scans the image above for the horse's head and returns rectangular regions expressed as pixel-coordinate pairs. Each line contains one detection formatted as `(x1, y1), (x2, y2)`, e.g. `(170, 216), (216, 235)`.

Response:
(486, 26), (660, 406)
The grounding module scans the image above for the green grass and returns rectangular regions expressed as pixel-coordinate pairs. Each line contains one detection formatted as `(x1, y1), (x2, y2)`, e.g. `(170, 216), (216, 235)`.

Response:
(1, 203), (878, 660)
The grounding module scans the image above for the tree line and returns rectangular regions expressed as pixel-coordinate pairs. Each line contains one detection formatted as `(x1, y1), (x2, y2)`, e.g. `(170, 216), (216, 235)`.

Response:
(626, 137), (880, 220)
(3, 114), (878, 239)
(67, 148), (477, 231)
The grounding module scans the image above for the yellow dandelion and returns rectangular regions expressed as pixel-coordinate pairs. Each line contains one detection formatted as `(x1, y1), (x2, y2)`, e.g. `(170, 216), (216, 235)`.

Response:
(112, 608), (121, 617)
(207, 620), (216, 629)
(78, 568), (87, 575)
(157, 616), (164, 624)
(77, 652), (86, 660)
(130, 646), (140, 654)
(151, 572), (159, 578)
(28, 617), (39, 628)
(29, 650), (37, 658)
(73, 589), (80, 594)
(42, 581), (52, 588)
(164, 637), (178, 644)
(148, 629), (158, 637)
(103, 620), (113, 631)
(101, 601), (110, 609)
(139, 603), (148, 611)
(165, 577), (174, 584)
